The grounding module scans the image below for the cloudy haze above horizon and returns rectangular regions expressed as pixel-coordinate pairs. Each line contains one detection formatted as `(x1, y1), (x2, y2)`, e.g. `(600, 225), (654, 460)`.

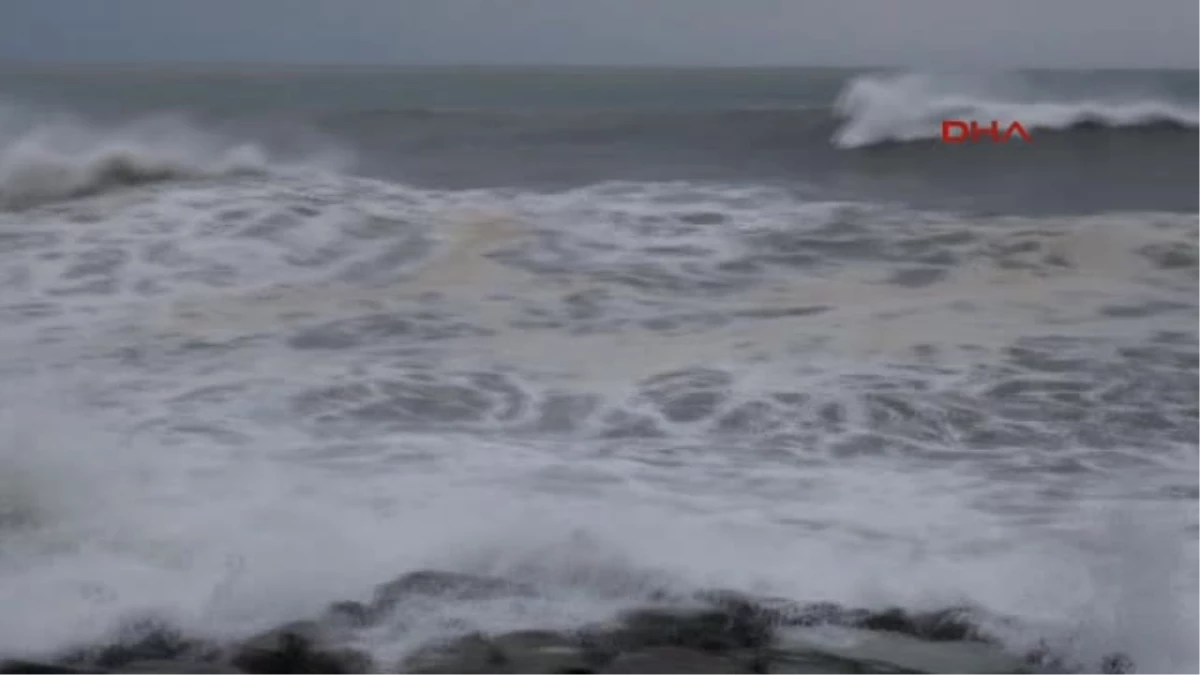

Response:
(0, 0), (1195, 69)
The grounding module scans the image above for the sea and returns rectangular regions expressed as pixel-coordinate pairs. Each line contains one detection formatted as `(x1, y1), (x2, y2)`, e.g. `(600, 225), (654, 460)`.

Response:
(0, 64), (1196, 672)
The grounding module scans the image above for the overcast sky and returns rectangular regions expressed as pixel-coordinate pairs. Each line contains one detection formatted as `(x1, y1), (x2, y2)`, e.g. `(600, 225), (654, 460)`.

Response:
(0, 0), (1195, 69)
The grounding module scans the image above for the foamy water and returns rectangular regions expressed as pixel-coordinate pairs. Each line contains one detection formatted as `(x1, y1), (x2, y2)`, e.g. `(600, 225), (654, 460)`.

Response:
(0, 102), (1195, 673)
(832, 71), (1199, 148)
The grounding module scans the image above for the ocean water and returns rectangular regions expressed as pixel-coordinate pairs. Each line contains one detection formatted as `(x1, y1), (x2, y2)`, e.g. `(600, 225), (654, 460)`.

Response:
(0, 65), (1196, 671)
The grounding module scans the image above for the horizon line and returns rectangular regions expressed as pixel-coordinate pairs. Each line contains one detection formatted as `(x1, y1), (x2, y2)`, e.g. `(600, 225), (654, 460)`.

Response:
(0, 58), (1193, 73)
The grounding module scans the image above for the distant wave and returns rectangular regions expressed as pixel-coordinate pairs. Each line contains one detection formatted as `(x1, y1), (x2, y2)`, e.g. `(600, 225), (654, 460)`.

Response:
(831, 72), (1199, 148)
(2, 73), (1195, 210)
(0, 104), (349, 210)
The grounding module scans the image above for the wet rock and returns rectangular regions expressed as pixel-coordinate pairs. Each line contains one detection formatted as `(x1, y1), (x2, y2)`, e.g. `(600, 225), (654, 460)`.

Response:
(231, 620), (371, 674)
(231, 619), (315, 668)
(688, 589), (868, 638)
(320, 601), (372, 629)
(776, 601), (868, 628)
(400, 633), (505, 674)
(120, 660), (239, 673)
(598, 646), (750, 673)
(403, 630), (590, 674)
(5, 570), (1064, 675)
(763, 649), (896, 674)
(0, 662), (98, 674)
(59, 618), (220, 671)
(588, 604), (773, 657)
(774, 627), (1028, 674)
(369, 570), (537, 617)
(1100, 652), (1135, 674)
(854, 607), (985, 642)
(488, 631), (590, 674)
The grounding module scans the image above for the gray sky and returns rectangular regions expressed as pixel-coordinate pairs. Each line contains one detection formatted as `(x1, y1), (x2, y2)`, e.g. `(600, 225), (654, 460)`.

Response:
(0, 0), (1196, 68)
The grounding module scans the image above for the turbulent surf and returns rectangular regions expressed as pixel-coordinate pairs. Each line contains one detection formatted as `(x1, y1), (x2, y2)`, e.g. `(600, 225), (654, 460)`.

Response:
(0, 65), (1195, 673)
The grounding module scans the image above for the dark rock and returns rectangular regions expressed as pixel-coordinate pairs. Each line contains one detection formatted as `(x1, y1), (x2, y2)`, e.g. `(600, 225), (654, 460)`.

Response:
(404, 631), (591, 674)
(773, 628), (1027, 674)
(854, 607), (986, 643)
(321, 601), (372, 629)
(1100, 652), (1135, 674)
(0, 661), (99, 674)
(400, 633), (505, 674)
(758, 653), (864, 672)
(598, 646), (751, 673)
(744, 599), (989, 643)
(690, 589), (872, 636)
(4, 571), (1054, 675)
(369, 570), (536, 617)
(231, 619), (316, 669)
(59, 618), (220, 671)
(592, 605), (773, 655)
(489, 631), (590, 674)
(770, 600), (868, 628)
(690, 591), (781, 643)
(1024, 646), (1136, 675)
(120, 660), (239, 673)
(231, 620), (371, 674)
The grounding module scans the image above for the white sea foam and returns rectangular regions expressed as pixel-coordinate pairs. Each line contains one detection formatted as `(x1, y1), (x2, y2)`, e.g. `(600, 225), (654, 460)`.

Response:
(0, 172), (1194, 671)
(832, 72), (1199, 148)
(0, 103), (349, 209)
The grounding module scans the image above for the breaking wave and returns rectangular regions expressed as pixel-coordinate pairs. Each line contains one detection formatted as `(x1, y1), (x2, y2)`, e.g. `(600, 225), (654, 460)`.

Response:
(832, 72), (1199, 148)
(0, 74), (1195, 671)
(0, 104), (348, 210)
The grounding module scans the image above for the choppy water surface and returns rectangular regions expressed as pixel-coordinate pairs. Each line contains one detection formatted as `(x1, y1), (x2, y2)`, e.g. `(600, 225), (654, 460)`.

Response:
(0, 65), (1196, 672)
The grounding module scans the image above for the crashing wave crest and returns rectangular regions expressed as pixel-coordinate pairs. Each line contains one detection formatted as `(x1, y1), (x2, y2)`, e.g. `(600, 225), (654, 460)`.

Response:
(0, 104), (348, 209)
(832, 72), (1199, 148)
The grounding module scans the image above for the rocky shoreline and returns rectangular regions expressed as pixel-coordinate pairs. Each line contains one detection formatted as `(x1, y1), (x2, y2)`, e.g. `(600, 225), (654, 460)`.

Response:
(0, 570), (1132, 674)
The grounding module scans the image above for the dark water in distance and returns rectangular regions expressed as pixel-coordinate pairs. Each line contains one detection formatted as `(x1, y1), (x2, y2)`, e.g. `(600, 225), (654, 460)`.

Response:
(0, 64), (1196, 213)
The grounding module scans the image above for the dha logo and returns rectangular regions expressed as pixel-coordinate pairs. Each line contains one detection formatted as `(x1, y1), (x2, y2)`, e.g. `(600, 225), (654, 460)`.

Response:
(941, 120), (1032, 144)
